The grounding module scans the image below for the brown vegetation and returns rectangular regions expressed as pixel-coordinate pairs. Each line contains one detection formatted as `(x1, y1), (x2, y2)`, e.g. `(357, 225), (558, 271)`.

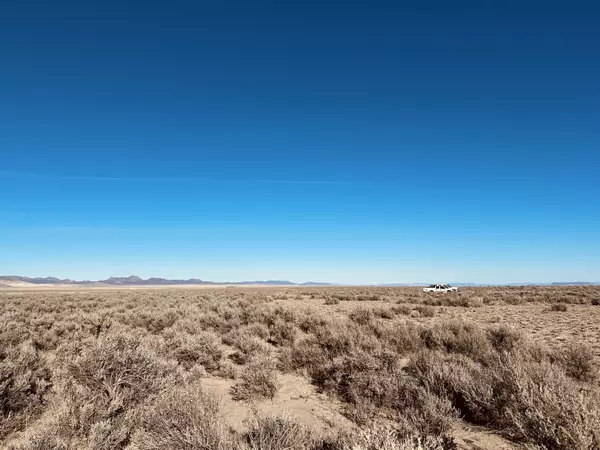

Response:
(1, 285), (600, 449)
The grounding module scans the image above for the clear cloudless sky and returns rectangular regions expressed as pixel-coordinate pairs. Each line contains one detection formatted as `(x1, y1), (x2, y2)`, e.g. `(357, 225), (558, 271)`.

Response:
(1, 1), (599, 284)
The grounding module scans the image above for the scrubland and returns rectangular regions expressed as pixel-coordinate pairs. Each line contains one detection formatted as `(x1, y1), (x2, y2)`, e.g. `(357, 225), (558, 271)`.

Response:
(1, 285), (600, 449)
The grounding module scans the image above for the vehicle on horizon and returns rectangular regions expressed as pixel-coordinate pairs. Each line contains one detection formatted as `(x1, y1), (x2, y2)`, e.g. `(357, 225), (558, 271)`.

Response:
(423, 284), (458, 293)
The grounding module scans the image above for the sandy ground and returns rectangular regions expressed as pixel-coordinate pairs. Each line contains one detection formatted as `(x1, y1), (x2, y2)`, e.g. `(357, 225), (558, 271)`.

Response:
(452, 424), (517, 450)
(203, 373), (354, 434)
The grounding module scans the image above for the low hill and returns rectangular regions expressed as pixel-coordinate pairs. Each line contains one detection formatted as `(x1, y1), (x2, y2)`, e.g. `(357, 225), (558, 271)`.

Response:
(0, 275), (333, 286)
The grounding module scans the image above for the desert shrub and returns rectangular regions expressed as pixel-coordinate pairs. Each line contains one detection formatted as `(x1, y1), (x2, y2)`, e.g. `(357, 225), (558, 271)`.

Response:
(370, 321), (422, 354)
(296, 310), (333, 335)
(549, 303), (568, 312)
(500, 358), (600, 449)
(324, 296), (340, 305)
(197, 311), (234, 334)
(303, 333), (455, 436)
(132, 310), (179, 334)
(499, 292), (524, 305)
(466, 296), (484, 307)
(4, 417), (70, 450)
(215, 359), (238, 379)
(372, 307), (395, 319)
(310, 350), (388, 399)
(0, 342), (52, 440)
(0, 320), (31, 348)
(408, 349), (600, 449)
(245, 414), (311, 450)
(414, 305), (435, 317)
(353, 294), (382, 302)
(445, 296), (470, 308)
(344, 368), (456, 435)
(281, 318), (393, 377)
(591, 298), (600, 306)
(486, 325), (522, 353)
(419, 322), (493, 363)
(131, 382), (238, 450)
(162, 328), (223, 371)
(408, 351), (499, 425)
(268, 319), (298, 347)
(183, 363), (208, 381)
(392, 304), (412, 315)
(231, 358), (280, 401)
(559, 343), (596, 382)
(245, 323), (271, 340)
(327, 423), (456, 450)
(279, 339), (327, 374)
(349, 308), (374, 325)
(48, 330), (179, 446)
(82, 312), (114, 338)
(224, 330), (274, 365)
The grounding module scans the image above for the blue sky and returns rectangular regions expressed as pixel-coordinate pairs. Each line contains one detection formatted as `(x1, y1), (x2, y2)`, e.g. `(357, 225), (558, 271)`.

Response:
(1, 1), (599, 283)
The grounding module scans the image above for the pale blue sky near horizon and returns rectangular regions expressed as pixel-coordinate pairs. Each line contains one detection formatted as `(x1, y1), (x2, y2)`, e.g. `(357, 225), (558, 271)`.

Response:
(1, 1), (599, 284)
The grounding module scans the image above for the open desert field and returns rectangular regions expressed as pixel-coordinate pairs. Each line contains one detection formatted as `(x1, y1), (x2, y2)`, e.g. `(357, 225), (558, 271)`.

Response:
(2, 285), (600, 450)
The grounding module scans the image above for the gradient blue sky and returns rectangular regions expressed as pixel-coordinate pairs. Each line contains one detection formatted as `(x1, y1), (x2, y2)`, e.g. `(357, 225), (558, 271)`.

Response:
(1, 1), (599, 283)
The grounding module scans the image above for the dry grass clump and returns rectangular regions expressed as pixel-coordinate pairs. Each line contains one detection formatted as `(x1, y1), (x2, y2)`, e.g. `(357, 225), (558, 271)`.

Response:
(324, 296), (340, 305)
(231, 358), (281, 401)
(559, 343), (597, 382)
(245, 322), (271, 340)
(244, 413), (312, 450)
(549, 303), (568, 312)
(392, 304), (413, 315)
(130, 382), (239, 450)
(466, 296), (484, 307)
(414, 305), (435, 317)
(349, 308), (375, 325)
(0, 342), (51, 440)
(485, 325), (522, 353)
(226, 332), (274, 365)
(418, 321), (494, 362)
(372, 307), (395, 319)
(334, 423), (456, 450)
(243, 414), (456, 450)
(267, 319), (298, 347)
(162, 327), (223, 371)
(215, 358), (239, 379)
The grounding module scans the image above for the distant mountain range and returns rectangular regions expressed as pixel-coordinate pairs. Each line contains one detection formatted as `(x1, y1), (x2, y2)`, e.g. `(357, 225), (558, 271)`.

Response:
(0, 276), (597, 287)
(0, 275), (332, 286)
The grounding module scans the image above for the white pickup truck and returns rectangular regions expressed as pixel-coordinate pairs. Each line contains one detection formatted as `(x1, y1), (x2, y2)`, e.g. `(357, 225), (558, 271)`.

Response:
(423, 284), (458, 293)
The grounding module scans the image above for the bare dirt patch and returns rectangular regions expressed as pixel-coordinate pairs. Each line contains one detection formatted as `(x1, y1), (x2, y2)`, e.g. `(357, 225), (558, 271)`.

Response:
(203, 373), (353, 434)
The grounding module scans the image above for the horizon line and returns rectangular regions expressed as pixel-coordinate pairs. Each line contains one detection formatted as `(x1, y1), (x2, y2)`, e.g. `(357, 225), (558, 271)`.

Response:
(1, 274), (598, 286)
